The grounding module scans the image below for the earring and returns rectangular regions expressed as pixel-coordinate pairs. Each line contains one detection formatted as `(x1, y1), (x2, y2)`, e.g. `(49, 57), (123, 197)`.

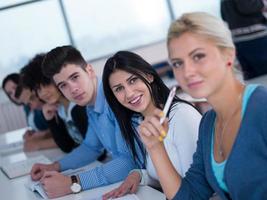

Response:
(227, 62), (232, 67)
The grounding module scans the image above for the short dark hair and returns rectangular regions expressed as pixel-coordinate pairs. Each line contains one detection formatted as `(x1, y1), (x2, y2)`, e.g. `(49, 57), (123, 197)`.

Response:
(42, 45), (87, 79)
(20, 53), (51, 91)
(2, 73), (22, 105)
(2, 73), (20, 89)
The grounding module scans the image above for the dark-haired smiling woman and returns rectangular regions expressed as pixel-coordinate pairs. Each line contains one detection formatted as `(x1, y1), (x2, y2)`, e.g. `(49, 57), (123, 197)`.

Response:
(102, 51), (201, 199)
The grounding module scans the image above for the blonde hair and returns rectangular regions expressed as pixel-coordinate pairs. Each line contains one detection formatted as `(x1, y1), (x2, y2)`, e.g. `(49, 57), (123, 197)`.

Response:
(167, 12), (235, 50)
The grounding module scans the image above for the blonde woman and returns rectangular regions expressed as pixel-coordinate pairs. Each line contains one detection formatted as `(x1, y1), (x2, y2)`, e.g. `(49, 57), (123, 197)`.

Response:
(139, 12), (267, 200)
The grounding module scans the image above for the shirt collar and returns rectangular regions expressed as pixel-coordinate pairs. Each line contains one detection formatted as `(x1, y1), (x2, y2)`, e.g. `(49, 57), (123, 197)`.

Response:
(87, 78), (105, 114)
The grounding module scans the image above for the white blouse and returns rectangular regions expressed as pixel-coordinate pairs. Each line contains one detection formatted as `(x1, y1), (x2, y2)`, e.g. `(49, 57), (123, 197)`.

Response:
(140, 102), (201, 186)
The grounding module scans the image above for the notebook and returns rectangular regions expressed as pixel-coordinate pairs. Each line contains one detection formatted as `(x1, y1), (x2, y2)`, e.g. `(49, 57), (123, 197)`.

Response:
(1, 155), (51, 179)
(0, 141), (23, 155)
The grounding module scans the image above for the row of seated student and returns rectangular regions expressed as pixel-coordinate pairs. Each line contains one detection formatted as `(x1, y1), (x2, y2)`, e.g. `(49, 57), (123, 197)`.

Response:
(2, 73), (56, 152)
(2, 11), (267, 200)
(2, 58), (94, 154)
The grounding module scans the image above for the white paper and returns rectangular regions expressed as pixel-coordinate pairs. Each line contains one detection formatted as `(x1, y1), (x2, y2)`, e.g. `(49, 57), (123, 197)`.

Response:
(0, 141), (23, 155)
(1, 155), (51, 179)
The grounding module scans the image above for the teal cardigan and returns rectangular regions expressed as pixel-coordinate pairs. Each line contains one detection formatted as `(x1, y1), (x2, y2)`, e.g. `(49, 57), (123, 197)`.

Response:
(174, 86), (267, 200)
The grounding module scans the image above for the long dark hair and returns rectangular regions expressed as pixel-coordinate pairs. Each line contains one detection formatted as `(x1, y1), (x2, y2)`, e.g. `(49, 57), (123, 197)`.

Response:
(102, 51), (191, 166)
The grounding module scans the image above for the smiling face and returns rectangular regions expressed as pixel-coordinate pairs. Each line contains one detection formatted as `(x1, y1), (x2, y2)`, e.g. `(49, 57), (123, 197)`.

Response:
(109, 69), (155, 116)
(37, 84), (61, 104)
(168, 32), (233, 100)
(53, 64), (97, 106)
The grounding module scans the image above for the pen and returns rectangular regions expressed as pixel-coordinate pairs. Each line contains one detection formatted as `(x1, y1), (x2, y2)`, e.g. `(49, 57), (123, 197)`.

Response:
(160, 86), (177, 124)
(158, 87), (176, 142)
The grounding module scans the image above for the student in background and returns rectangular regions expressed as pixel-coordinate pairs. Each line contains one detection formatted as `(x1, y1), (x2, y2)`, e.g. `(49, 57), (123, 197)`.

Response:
(20, 53), (88, 153)
(102, 51), (201, 199)
(138, 12), (267, 200)
(221, 0), (267, 79)
(15, 80), (57, 151)
(2, 73), (55, 151)
(30, 46), (143, 199)
(2, 73), (23, 105)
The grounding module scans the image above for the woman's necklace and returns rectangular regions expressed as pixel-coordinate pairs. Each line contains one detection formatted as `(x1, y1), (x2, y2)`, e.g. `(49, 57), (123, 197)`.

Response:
(215, 88), (244, 160)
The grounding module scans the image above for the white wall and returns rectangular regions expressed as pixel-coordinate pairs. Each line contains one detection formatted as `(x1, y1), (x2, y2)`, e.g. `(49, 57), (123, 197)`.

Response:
(92, 41), (168, 77)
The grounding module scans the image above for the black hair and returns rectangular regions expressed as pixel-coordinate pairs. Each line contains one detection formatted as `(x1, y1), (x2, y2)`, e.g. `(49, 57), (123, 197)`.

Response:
(2, 73), (20, 89)
(14, 83), (23, 99)
(102, 51), (192, 166)
(42, 45), (87, 79)
(20, 53), (51, 91)
(2, 73), (21, 105)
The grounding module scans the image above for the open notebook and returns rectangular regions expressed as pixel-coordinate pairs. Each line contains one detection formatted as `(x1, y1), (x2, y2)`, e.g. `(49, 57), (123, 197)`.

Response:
(0, 141), (23, 156)
(1, 155), (51, 179)
(25, 161), (102, 199)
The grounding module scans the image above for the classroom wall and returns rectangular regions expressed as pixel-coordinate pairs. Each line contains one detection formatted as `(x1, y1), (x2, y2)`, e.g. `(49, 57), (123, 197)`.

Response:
(0, 41), (168, 103)
(91, 41), (168, 78)
(0, 40), (168, 133)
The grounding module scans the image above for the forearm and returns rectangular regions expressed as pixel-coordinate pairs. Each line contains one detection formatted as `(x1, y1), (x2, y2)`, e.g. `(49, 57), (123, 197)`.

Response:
(148, 144), (181, 199)
(59, 143), (101, 171)
(38, 138), (58, 150)
(34, 130), (52, 139)
(79, 155), (136, 190)
(42, 130), (53, 139)
(51, 161), (61, 171)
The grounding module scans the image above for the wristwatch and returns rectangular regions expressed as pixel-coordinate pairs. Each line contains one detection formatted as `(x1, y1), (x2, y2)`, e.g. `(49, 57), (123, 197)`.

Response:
(70, 175), (82, 193)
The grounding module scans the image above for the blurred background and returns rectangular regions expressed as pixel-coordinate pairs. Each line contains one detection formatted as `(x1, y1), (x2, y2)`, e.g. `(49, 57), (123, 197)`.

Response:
(0, 0), (227, 133)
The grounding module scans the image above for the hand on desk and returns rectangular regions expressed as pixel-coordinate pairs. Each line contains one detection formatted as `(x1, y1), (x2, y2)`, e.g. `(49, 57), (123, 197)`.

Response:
(31, 162), (60, 181)
(24, 139), (41, 152)
(40, 171), (72, 199)
(23, 129), (35, 140)
(24, 130), (51, 141)
(103, 171), (141, 200)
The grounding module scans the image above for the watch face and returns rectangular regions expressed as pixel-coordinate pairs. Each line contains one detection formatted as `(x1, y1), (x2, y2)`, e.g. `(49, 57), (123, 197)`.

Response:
(71, 183), (82, 193)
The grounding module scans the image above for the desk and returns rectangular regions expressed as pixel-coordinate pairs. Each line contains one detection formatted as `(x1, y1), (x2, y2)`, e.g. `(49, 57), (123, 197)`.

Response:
(0, 127), (26, 146)
(0, 148), (65, 168)
(0, 128), (65, 167)
(0, 166), (165, 200)
(0, 128), (166, 200)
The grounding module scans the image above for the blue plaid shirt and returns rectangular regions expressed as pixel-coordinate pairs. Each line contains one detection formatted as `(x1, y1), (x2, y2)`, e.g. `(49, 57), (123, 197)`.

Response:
(59, 80), (144, 190)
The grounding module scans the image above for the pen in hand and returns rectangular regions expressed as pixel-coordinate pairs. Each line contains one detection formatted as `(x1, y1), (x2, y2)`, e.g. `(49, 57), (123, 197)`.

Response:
(158, 86), (177, 141)
(160, 87), (177, 124)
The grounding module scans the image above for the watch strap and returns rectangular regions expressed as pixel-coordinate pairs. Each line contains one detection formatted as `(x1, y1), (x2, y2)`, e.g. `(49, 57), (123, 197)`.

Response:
(71, 175), (78, 184)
